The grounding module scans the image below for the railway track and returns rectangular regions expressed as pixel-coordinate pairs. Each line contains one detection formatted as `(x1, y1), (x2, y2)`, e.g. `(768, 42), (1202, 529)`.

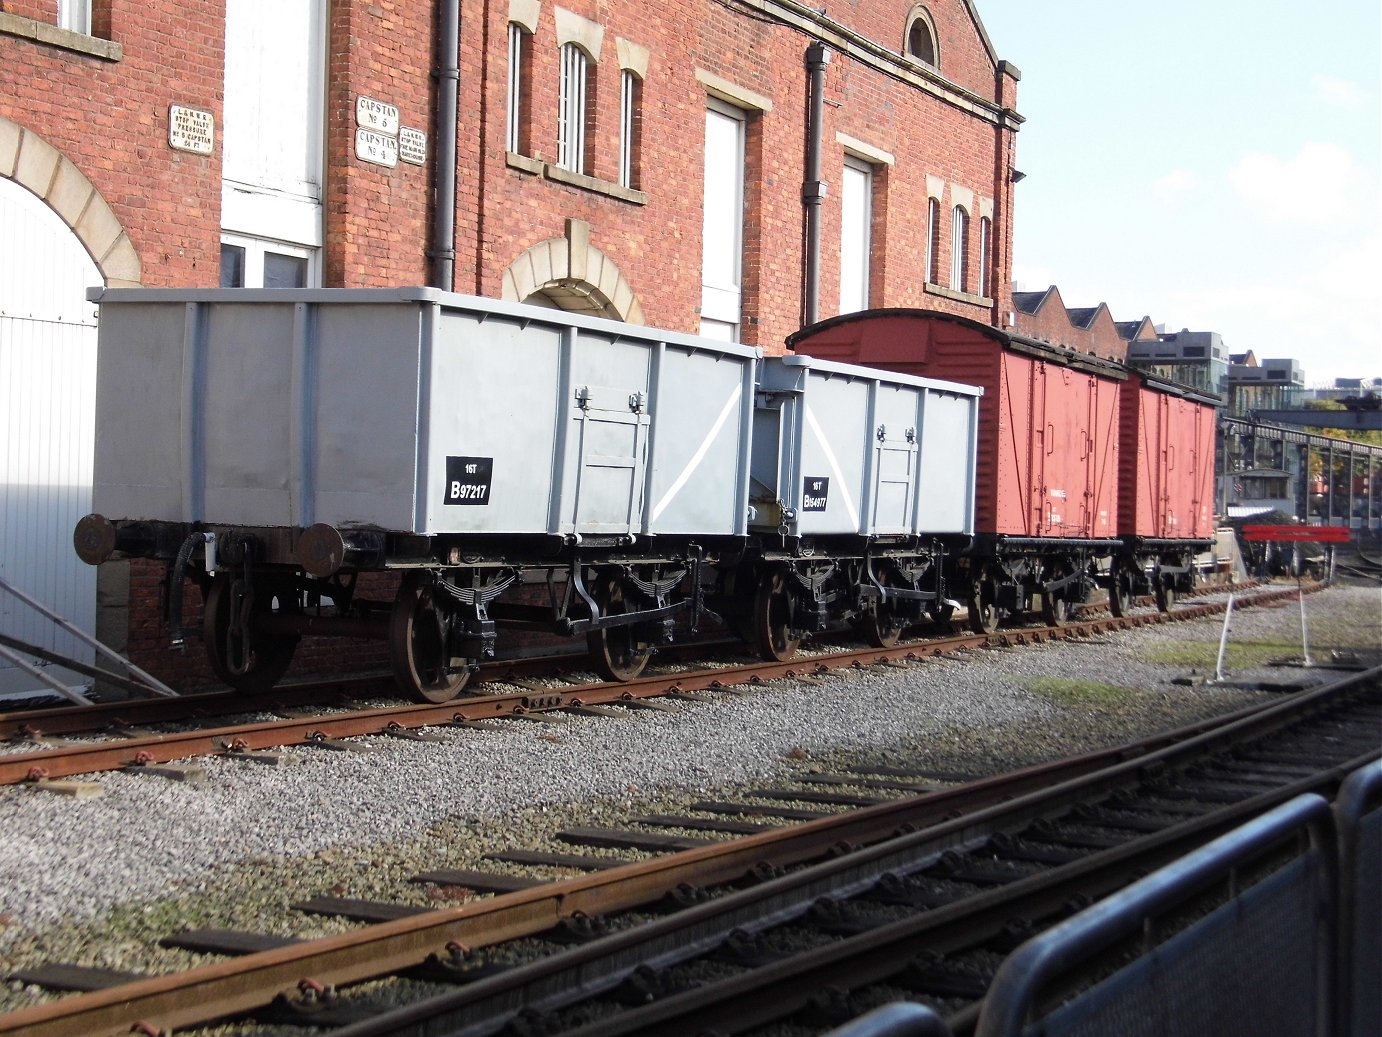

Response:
(3, 657), (1375, 1037)
(0, 583), (1303, 787)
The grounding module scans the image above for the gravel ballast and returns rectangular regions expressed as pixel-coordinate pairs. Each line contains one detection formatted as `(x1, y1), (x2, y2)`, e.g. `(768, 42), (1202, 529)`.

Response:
(0, 582), (1376, 1011)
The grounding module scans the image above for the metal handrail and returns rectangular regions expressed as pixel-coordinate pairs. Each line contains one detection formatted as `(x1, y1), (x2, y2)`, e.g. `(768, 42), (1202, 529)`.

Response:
(823, 1002), (954, 1037)
(975, 792), (1337, 1037)
(1334, 761), (1382, 1037)
(0, 574), (178, 698)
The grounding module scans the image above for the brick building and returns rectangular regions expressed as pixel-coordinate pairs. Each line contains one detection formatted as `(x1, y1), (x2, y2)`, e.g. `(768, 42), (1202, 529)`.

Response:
(0, 0), (1022, 691)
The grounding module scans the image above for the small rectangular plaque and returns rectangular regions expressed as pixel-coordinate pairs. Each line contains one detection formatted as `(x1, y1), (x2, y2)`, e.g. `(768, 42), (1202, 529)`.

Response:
(444, 456), (494, 506)
(355, 128), (399, 168)
(356, 96), (400, 134)
(802, 477), (830, 512)
(399, 126), (427, 166)
(168, 105), (214, 155)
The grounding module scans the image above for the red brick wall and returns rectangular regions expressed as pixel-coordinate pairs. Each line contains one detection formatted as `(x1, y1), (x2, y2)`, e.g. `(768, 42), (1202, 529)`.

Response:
(323, 0), (436, 287)
(0, 1), (225, 285)
(452, 0), (1019, 351)
(3, 0), (1021, 691)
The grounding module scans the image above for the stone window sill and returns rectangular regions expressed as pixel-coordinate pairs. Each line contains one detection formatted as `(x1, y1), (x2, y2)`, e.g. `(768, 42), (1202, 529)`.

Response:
(507, 151), (647, 205)
(924, 282), (993, 308)
(0, 13), (122, 60)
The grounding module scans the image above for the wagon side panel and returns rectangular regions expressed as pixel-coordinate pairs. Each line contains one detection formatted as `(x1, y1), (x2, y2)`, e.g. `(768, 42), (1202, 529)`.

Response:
(90, 301), (194, 522)
(420, 308), (561, 534)
(645, 346), (755, 536)
(916, 387), (979, 534)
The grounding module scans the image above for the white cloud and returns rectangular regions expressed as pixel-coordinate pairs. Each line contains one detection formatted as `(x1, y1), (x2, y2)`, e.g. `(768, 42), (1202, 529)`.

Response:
(1227, 142), (1366, 228)
(1311, 74), (1366, 110)
(1155, 229), (1382, 383)
(1152, 169), (1197, 202)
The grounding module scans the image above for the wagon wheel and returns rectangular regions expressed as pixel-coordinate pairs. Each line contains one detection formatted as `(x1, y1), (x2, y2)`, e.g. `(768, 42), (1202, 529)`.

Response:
(929, 599), (956, 632)
(753, 565), (801, 662)
(389, 572), (471, 703)
(1040, 589), (1070, 627)
(203, 573), (300, 695)
(1108, 572), (1132, 617)
(1154, 577), (1177, 613)
(586, 572), (654, 682)
(967, 573), (999, 635)
(860, 566), (908, 648)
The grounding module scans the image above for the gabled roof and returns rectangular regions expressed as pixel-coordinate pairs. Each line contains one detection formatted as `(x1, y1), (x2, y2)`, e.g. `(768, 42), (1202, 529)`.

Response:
(1011, 285), (1061, 315)
(1066, 304), (1105, 330)
(1116, 317), (1158, 341)
(960, 0), (1001, 68)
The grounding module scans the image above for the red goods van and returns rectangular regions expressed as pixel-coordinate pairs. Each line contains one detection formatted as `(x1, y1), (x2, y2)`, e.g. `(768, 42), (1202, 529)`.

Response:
(1119, 372), (1218, 540)
(786, 310), (1125, 542)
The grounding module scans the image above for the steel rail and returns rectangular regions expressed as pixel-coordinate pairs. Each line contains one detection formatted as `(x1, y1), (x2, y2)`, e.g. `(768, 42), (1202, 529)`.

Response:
(0, 585), (1311, 786)
(329, 670), (1381, 1037)
(0, 576), (1259, 740)
(538, 753), (1379, 1037)
(2, 665), (1373, 1037)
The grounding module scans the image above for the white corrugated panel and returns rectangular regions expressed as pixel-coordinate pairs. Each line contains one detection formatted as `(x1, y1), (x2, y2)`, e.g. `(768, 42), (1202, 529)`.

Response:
(0, 178), (101, 695)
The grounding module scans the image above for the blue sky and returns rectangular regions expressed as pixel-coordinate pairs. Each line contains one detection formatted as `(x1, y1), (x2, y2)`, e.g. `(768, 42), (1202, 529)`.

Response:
(974, 1), (1381, 385)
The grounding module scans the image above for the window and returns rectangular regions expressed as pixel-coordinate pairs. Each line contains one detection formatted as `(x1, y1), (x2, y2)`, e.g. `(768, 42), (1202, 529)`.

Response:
(619, 69), (642, 189)
(59, 0), (91, 34)
(558, 43), (591, 174)
(840, 157), (872, 314)
(701, 100), (746, 341)
(905, 8), (937, 66)
(222, 0), (325, 284)
(977, 216), (991, 298)
(220, 235), (313, 288)
(950, 205), (968, 291)
(507, 23), (531, 154)
(925, 197), (940, 285)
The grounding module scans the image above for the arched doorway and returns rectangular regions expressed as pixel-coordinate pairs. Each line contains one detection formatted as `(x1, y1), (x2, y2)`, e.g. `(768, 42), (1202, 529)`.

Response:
(0, 177), (103, 694)
(501, 219), (645, 324)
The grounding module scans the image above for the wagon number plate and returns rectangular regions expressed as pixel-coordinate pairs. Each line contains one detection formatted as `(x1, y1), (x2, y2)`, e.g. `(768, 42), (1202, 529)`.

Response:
(445, 456), (494, 505)
(802, 477), (830, 513)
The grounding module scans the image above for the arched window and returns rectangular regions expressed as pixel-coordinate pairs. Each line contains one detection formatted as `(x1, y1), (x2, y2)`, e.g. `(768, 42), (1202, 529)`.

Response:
(977, 216), (992, 298)
(558, 43), (592, 173)
(905, 7), (937, 67)
(951, 205), (968, 291)
(619, 69), (642, 189)
(926, 197), (940, 285)
(506, 23), (532, 154)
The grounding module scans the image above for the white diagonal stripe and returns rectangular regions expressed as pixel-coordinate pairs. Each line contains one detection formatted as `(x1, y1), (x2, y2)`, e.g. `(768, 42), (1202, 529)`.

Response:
(804, 404), (861, 531)
(651, 383), (742, 523)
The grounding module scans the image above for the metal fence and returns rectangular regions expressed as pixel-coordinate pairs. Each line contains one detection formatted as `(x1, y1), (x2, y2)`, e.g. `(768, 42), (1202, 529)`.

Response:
(824, 761), (1381, 1037)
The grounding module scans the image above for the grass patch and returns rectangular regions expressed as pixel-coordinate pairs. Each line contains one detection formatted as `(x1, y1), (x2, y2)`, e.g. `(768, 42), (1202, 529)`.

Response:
(1138, 640), (1294, 669)
(1022, 677), (1132, 708)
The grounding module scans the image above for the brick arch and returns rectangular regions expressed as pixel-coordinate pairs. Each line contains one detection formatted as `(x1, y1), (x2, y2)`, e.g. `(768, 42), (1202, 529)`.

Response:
(500, 218), (644, 324)
(0, 115), (142, 287)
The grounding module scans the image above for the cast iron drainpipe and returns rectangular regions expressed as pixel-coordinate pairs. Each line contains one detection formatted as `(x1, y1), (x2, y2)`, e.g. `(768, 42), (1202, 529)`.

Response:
(802, 42), (831, 327)
(431, 0), (460, 290)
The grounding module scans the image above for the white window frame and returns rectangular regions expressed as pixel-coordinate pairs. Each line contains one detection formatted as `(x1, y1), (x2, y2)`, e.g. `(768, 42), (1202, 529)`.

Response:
(700, 99), (746, 341)
(839, 156), (873, 315)
(925, 197), (940, 285)
(59, 0), (91, 34)
(558, 43), (589, 173)
(220, 234), (318, 288)
(977, 216), (991, 298)
(951, 205), (968, 291)
(619, 69), (639, 189)
(507, 23), (527, 154)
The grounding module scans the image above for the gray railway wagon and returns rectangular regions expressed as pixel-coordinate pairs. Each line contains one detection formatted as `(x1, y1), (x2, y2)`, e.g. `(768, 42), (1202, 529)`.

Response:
(78, 288), (759, 698)
(735, 355), (982, 661)
(84, 287), (758, 542)
(751, 354), (980, 539)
